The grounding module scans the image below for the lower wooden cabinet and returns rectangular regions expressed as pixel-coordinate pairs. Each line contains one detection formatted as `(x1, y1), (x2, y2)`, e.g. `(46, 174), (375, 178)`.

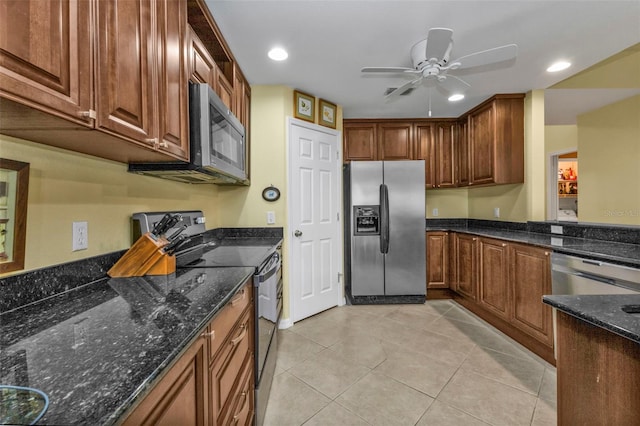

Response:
(477, 237), (510, 321)
(435, 232), (554, 361)
(426, 232), (449, 289)
(122, 279), (253, 426)
(451, 233), (478, 300)
(509, 243), (553, 347)
(122, 335), (207, 426)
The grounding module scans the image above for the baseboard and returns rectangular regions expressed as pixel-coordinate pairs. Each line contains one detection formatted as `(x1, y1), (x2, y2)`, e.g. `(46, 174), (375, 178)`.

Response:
(278, 317), (293, 329)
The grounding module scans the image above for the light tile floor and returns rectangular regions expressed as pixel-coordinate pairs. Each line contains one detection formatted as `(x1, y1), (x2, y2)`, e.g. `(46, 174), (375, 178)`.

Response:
(264, 300), (556, 426)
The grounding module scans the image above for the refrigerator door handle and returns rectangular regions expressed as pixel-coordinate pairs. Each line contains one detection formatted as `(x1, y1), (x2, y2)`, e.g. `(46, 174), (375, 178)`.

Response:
(380, 183), (390, 254)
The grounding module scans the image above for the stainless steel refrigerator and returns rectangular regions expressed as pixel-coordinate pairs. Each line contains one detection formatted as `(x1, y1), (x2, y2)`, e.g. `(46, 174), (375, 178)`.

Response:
(344, 160), (426, 303)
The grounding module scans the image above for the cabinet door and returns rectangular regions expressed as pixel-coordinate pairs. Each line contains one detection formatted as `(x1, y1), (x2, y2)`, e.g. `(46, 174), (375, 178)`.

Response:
(377, 122), (413, 160)
(122, 336), (207, 426)
(452, 233), (477, 300)
(478, 237), (510, 321)
(456, 119), (469, 186)
(156, 0), (189, 160)
(509, 243), (553, 347)
(96, 0), (155, 145)
(426, 232), (449, 289)
(209, 308), (252, 425)
(435, 122), (456, 188)
(343, 122), (377, 161)
(189, 27), (216, 86)
(216, 68), (233, 110)
(414, 123), (436, 188)
(468, 102), (495, 185)
(0, 0), (92, 124)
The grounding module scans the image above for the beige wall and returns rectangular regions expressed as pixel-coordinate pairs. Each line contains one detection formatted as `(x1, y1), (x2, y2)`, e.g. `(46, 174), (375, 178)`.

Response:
(577, 95), (640, 225)
(0, 134), (221, 276)
(545, 125), (578, 156)
(425, 188), (469, 218)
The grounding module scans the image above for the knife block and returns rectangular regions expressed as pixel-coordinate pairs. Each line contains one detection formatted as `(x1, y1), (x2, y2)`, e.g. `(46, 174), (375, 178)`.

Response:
(108, 232), (176, 277)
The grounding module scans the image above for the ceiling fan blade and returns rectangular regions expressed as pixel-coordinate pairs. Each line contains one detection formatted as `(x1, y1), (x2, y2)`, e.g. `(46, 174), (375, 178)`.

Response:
(438, 74), (471, 94)
(385, 77), (423, 101)
(361, 67), (419, 74)
(453, 44), (518, 69)
(425, 28), (454, 62)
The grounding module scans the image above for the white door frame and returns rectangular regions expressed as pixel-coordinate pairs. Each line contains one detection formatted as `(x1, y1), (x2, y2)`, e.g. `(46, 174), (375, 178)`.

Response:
(547, 147), (577, 220)
(283, 117), (343, 328)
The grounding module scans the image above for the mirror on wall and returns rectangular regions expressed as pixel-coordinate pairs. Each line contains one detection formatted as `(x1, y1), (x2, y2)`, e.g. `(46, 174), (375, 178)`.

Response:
(0, 158), (29, 274)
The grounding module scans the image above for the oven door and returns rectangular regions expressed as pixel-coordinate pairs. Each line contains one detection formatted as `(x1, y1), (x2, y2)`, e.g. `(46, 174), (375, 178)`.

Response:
(254, 252), (282, 426)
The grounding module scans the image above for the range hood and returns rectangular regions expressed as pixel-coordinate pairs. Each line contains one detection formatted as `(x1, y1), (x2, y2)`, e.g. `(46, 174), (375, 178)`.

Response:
(128, 162), (249, 185)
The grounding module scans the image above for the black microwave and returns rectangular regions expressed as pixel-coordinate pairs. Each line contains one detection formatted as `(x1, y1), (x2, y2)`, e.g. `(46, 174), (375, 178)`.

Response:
(128, 83), (247, 184)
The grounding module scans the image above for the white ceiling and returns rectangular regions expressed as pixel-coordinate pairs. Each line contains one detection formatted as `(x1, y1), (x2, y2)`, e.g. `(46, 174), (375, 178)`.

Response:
(206, 1), (640, 123)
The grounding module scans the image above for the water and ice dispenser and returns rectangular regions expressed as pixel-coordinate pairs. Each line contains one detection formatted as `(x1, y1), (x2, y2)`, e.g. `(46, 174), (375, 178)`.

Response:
(353, 206), (380, 235)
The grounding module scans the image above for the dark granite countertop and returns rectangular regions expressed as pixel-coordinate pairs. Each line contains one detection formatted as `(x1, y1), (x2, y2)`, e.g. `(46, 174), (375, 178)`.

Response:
(0, 226), (284, 425)
(1, 267), (255, 425)
(543, 294), (640, 345)
(426, 223), (640, 268)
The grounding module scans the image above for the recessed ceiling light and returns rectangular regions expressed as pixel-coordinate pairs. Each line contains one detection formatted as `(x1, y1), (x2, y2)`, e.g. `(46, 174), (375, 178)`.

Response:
(268, 47), (288, 61)
(448, 93), (465, 101)
(547, 61), (571, 72)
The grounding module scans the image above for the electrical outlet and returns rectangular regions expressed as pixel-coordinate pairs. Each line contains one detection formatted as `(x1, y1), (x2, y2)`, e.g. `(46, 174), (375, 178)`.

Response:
(551, 225), (563, 235)
(432, 208), (439, 217)
(266, 211), (276, 225)
(72, 221), (88, 251)
(493, 207), (500, 218)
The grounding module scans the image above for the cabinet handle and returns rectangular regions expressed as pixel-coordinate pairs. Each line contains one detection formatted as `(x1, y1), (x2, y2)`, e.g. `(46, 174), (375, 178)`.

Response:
(472, 238), (477, 241)
(79, 110), (96, 119)
(201, 330), (215, 339)
(145, 138), (158, 145)
(233, 390), (249, 423)
(231, 323), (247, 346)
(231, 288), (246, 306)
(501, 243), (507, 247)
(545, 251), (550, 256)
(158, 141), (169, 148)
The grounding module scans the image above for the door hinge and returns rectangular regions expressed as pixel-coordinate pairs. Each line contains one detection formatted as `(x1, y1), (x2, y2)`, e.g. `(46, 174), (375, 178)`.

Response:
(338, 272), (342, 283)
(337, 212), (340, 221)
(336, 151), (339, 160)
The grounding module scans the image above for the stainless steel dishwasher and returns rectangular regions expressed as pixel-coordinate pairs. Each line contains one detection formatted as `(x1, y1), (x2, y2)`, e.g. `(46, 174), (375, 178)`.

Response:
(550, 252), (640, 356)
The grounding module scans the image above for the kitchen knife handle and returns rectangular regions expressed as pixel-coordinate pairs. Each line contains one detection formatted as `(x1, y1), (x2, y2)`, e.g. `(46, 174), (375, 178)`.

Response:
(380, 184), (390, 254)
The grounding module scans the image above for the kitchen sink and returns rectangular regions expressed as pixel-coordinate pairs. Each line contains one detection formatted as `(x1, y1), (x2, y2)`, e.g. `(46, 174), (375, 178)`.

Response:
(0, 385), (49, 425)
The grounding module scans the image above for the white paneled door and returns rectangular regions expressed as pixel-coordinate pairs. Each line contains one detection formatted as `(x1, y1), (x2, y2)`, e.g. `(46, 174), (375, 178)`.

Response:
(288, 118), (342, 323)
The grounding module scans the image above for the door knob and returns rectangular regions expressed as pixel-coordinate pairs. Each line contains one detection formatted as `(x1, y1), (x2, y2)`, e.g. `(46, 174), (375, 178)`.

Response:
(294, 230), (303, 237)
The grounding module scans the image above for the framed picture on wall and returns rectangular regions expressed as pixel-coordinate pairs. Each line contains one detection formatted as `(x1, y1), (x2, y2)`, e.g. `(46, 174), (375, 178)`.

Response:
(318, 99), (337, 129)
(293, 90), (315, 123)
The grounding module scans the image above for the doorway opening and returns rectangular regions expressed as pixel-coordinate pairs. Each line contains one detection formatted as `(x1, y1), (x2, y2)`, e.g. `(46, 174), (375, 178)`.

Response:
(548, 150), (578, 221)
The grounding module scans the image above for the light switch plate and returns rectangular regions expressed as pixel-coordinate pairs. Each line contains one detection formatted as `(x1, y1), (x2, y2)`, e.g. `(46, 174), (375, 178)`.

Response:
(493, 207), (500, 218)
(432, 208), (439, 217)
(266, 211), (276, 225)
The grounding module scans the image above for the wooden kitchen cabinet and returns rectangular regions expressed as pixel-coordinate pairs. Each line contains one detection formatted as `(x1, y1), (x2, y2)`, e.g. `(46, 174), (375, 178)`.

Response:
(377, 122), (413, 160)
(343, 122), (377, 161)
(477, 237), (510, 321)
(415, 121), (457, 189)
(122, 279), (254, 426)
(122, 335), (208, 426)
(189, 26), (216, 87)
(426, 232), (449, 289)
(451, 233), (478, 300)
(509, 243), (553, 347)
(456, 119), (469, 186)
(96, 0), (189, 159)
(467, 94), (524, 186)
(0, 0), (92, 125)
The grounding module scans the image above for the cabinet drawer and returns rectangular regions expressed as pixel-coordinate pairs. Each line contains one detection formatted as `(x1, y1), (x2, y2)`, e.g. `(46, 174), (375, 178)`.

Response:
(220, 356), (254, 426)
(209, 308), (252, 423)
(209, 281), (251, 359)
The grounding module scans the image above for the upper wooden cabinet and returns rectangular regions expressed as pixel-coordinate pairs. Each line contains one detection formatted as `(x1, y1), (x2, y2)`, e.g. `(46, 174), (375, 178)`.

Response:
(377, 122), (413, 160)
(344, 94), (523, 189)
(343, 121), (377, 161)
(0, 0), (92, 124)
(467, 94), (525, 186)
(415, 121), (457, 189)
(95, 0), (188, 159)
(1, 0), (250, 168)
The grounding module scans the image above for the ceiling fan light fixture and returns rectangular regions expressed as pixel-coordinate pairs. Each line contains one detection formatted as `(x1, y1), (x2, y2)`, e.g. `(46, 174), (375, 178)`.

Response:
(268, 47), (288, 61)
(547, 61), (571, 72)
(448, 93), (465, 101)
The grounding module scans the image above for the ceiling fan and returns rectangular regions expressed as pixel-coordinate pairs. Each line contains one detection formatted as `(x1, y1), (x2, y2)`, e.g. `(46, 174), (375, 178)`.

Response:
(362, 28), (518, 104)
